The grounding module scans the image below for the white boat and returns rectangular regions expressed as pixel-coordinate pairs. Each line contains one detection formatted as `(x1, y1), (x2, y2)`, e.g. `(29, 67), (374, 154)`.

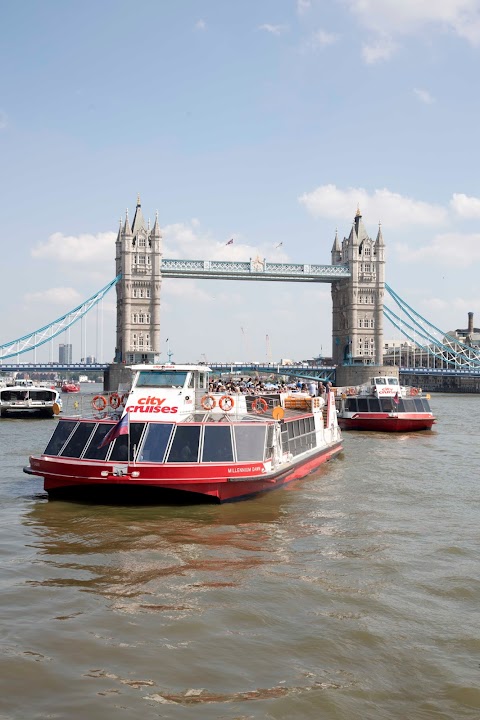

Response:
(0, 383), (62, 418)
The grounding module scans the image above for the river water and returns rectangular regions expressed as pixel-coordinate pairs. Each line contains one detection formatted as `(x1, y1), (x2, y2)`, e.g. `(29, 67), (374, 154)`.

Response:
(1, 390), (479, 719)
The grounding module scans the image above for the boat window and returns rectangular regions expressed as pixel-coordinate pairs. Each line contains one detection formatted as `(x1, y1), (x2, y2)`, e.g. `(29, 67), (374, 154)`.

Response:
(281, 425), (289, 453)
(401, 398), (416, 413)
(421, 398), (431, 412)
(387, 378), (398, 386)
(82, 424), (112, 460)
(109, 435), (129, 461)
(60, 422), (96, 458)
(29, 390), (56, 401)
(136, 371), (188, 388)
(413, 398), (425, 412)
(198, 373), (207, 390)
(166, 425), (201, 463)
(376, 378), (386, 385)
(357, 398), (369, 412)
(187, 373), (194, 389)
(380, 398), (393, 412)
(234, 425), (266, 462)
(138, 423), (174, 463)
(345, 398), (357, 412)
(44, 420), (78, 455)
(265, 425), (275, 460)
(202, 426), (233, 463)
(368, 398), (381, 412)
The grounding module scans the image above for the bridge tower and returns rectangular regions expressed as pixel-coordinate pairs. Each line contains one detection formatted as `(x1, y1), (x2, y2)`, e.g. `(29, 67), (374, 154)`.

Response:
(114, 196), (162, 364)
(331, 209), (391, 385)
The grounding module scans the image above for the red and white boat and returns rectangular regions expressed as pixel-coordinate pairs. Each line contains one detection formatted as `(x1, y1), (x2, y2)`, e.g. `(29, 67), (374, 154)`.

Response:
(61, 381), (81, 393)
(24, 364), (343, 502)
(335, 375), (435, 432)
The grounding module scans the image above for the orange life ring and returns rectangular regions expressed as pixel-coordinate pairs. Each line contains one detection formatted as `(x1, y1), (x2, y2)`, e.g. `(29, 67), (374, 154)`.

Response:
(201, 394), (216, 410)
(109, 392), (121, 409)
(92, 395), (107, 411)
(120, 392), (130, 407)
(348, 387), (356, 396)
(410, 387), (418, 396)
(219, 395), (235, 412)
(252, 397), (268, 414)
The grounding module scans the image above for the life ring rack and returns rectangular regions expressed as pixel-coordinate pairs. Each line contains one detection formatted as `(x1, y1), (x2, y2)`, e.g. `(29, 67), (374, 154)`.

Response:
(347, 387), (356, 396)
(201, 394), (216, 411)
(252, 397), (268, 414)
(92, 395), (107, 412)
(219, 395), (235, 412)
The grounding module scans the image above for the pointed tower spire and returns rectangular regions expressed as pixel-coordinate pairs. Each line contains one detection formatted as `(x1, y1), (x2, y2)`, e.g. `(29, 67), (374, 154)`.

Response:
(132, 194), (146, 234)
(116, 216), (122, 242)
(123, 208), (132, 236)
(332, 228), (341, 253)
(151, 210), (161, 238)
(376, 221), (384, 246)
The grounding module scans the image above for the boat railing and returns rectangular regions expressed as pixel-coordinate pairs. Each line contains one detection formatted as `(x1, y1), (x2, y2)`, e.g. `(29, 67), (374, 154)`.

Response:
(60, 391), (125, 420)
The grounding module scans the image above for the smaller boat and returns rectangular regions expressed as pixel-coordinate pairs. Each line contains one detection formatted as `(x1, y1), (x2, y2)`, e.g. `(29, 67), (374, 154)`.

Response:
(0, 383), (62, 418)
(335, 375), (435, 432)
(61, 381), (80, 394)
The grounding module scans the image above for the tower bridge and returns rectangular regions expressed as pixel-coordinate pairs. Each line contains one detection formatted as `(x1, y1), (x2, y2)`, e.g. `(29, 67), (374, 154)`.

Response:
(2, 196), (480, 390)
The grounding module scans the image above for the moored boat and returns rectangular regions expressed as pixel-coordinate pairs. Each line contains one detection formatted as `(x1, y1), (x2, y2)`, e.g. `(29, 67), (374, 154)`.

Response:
(335, 375), (435, 432)
(24, 364), (343, 502)
(0, 383), (61, 418)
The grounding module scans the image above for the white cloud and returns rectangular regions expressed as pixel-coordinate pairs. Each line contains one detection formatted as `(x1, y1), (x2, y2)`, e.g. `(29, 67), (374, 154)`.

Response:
(414, 88), (435, 104)
(195, 19), (206, 31)
(0, 111), (7, 130)
(23, 287), (81, 306)
(307, 29), (338, 48)
(450, 192), (480, 217)
(32, 231), (116, 264)
(362, 35), (397, 63)
(297, 0), (311, 14)
(258, 23), (288, 36)
(299, 184), (447, 227)
(347, 0), (480, 46)
(394, 232), (480, 267)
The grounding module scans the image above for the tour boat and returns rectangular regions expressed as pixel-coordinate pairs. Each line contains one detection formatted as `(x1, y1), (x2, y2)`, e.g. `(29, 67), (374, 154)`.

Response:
(0, 382), (61, 418)
(61, 381), (81, 393)
(335, 375), (435, 432)
(24, 364), (343, 502)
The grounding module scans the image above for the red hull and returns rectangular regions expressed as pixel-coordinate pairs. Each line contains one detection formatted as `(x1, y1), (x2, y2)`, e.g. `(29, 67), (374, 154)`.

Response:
(338, 413), (435, 432)
(27, 442), (343, 502)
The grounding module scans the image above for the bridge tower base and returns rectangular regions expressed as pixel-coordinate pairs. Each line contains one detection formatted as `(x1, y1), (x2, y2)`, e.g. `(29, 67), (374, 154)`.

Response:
(335, 365), (397, 389)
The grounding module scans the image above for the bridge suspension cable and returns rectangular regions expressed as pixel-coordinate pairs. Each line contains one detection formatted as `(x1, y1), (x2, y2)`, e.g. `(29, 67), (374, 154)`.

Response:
(0, 275), (120, 361)
(385, 284), (480, 368)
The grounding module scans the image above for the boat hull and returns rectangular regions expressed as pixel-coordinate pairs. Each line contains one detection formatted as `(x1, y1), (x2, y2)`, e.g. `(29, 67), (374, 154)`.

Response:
(26, 441), (343, 503)
(338, 414), (435, 432)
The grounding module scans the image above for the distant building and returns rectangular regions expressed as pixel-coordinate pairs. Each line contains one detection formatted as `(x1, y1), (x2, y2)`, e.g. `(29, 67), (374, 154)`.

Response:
(59, 343), (72, 364)
(447, 312), (480, 348)
(86, 356), (96, 364)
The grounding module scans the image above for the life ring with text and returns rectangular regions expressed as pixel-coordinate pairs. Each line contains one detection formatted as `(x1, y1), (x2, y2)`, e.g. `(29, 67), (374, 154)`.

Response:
(92, 395), (107, 412)
(109, 392), (121, 409)
(201, 394), (216, 410)
(219, 395), (235, 412)
(252, 397), (268, 414)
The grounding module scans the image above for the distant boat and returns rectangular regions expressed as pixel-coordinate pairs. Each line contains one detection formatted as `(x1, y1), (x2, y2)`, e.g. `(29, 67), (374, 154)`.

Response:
(0, 384), (61, 418)
(335, 375), (435, 432)
(61, 382), (80, 394)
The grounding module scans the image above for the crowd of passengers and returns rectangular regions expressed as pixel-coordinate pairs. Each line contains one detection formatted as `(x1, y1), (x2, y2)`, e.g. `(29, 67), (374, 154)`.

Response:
(208, 378), (333, 398)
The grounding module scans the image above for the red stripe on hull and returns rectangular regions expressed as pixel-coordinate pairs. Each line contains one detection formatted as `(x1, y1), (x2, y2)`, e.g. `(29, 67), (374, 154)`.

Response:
(338, 413), (435, 432)
(28, 442), (343, 502)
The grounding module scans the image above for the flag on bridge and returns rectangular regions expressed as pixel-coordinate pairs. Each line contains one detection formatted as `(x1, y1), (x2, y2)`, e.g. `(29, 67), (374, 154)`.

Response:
(226, 238), (234, 245)
(275, 242), (283, 248)
(99, 413), (130, 448)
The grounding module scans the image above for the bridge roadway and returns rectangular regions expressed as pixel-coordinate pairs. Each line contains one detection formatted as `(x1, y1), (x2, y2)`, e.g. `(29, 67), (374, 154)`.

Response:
(1, 362), (480, 382)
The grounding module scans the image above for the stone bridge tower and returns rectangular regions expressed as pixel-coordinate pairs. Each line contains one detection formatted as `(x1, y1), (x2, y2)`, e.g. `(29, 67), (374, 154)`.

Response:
(114, 196), (162, 364)
(331, 209), (392, 385)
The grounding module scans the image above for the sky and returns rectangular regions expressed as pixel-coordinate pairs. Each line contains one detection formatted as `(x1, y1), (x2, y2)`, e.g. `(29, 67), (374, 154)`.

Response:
(1, 0), (480, 365)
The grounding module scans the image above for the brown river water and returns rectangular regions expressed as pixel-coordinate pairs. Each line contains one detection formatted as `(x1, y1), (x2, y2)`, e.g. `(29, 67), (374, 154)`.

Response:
(0, 389), (479, 719)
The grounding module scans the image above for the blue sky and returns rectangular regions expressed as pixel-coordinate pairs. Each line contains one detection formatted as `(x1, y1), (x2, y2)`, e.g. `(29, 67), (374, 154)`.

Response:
(1, 0), (480, 364)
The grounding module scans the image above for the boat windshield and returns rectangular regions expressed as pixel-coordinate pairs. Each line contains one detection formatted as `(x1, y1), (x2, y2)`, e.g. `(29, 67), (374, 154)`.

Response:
(135, 370), (189, 388)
